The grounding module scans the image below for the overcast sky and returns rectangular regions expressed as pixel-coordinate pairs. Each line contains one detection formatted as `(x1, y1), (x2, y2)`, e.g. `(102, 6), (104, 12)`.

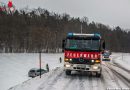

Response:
(1, 0), (130, 29)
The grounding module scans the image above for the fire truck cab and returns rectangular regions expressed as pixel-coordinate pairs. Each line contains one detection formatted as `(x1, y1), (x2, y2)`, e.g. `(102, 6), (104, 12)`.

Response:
(62, 33), (105, 77)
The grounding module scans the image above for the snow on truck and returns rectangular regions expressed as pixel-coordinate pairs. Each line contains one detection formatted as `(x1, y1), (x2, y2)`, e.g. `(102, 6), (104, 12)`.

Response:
(62, 33), (105, 77)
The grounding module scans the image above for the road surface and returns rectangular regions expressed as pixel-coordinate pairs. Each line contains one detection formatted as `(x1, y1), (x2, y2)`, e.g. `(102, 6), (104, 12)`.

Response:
(9, 54), (130, 90)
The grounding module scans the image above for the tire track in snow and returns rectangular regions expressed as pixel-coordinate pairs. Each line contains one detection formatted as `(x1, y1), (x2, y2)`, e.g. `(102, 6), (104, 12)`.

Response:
(89, 76), (101, 90)
(111, 69), (130, 88)
(105, 63), (130, 88)
(109, 62), (130, 74)
(63, 72), (87, 90)
(77, 73), (106, 90)
(102, 63), (130, 88)
(91, 77), (98, 90)
(97, 76), (107, 90)
(38, 68), (64, 90)
(88, 76), (93, 90)
(44, 71), (64, 90)
(63, 74), (82, 90)
(62, 75), (78, 90)
(91, 76), (105, 90)
(102, 64), (122, 88)
(78, 75), (85, 90)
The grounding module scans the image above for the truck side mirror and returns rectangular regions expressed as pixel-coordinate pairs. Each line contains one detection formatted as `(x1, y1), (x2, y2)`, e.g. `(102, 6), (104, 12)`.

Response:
(62, 39), (65, 52)
(62, 39), (65, 49)
(101, 40), (105, 51)
(103, 41), (105, 50)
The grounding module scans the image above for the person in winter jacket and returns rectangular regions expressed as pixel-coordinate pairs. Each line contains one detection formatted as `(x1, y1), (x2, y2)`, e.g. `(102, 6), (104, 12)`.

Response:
(46, 64), (49, 72)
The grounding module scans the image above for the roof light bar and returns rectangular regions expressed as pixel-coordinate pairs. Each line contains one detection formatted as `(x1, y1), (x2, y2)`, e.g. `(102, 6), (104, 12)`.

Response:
(73, 33), (95, 37)
(67, 33), (101, 38)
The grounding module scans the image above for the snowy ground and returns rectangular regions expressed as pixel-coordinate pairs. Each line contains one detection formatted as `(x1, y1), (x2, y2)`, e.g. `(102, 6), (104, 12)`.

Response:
(0, 53), (64, 90)
(0, 53), (130, 90)
(111, 53), (130, 72)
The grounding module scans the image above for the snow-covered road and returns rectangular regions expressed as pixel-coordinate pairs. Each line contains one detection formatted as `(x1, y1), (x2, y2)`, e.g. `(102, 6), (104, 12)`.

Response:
(0, 53), (130, 90)
(9, 63), (130, 90)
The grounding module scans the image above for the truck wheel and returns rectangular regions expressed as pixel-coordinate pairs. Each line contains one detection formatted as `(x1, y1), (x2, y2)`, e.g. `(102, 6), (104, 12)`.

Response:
(65, 70), (71, 75)
(96, 72), (101, 77)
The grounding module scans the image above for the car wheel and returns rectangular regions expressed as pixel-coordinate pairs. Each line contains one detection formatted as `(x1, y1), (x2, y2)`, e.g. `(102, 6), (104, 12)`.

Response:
(96, 72), (101, 77)
(65, 70), (71, 75)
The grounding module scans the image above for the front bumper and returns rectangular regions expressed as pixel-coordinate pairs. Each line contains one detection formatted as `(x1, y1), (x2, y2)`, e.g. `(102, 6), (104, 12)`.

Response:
(28, 74), (36, 77)
(102, 58), (110, 61)
(64, 62), (101, 72)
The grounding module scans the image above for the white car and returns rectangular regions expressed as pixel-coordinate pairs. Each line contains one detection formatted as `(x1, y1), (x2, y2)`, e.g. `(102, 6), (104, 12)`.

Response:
(28, 68), (47, 77)
(102, 52), (111, 61)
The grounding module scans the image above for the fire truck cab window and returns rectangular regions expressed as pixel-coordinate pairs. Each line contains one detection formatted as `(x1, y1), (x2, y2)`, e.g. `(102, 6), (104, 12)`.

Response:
(66, 39), (100, 51)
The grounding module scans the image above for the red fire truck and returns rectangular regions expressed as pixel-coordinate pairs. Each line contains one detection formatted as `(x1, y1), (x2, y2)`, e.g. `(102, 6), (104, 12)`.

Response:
(62, 33), (105, 77)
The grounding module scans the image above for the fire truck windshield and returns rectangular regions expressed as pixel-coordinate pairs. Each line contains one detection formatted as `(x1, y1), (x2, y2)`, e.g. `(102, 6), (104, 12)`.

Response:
(65, 39), (100, 51)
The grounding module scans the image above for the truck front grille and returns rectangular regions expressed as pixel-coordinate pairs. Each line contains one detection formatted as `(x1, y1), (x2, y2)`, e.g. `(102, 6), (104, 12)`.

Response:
(73, 67), (89, 70)
(70, 58), (94, 65)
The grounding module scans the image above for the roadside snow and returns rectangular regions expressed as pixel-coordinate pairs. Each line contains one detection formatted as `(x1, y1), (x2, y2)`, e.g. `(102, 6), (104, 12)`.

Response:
(111, 53), (130, 71)
(9, 63), (130, 90)
(0, 53), (63, 90)
(0, 53), (130, 90)
(9, 67), (63, 90)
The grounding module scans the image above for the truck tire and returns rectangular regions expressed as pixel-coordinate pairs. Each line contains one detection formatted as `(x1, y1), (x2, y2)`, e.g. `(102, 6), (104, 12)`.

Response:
(96, 72), (101, 77)
(65, 70), (71, 75)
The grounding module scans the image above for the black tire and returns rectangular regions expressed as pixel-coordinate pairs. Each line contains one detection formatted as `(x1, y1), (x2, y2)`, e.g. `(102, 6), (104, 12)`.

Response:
(65, 70), (71, 75)
(96, 72), (101, 77)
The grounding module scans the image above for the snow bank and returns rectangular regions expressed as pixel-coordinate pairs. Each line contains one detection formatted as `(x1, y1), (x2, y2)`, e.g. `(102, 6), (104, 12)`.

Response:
(0, 53), (130, 90)
(9, 67), (63, 90)
(0, 53), (63, 90)
(112, 53), (130, 71)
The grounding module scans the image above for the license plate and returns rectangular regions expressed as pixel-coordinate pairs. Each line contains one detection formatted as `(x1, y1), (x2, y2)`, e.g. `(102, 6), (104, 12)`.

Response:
(74, 65), (89, 68)
(78, 65), (86, 68)
(86, 65), (90, 68)
(73, 64), (82, 67)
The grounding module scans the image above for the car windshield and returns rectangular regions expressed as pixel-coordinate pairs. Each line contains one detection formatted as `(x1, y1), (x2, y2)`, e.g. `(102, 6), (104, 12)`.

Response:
(65, 39), (100, 51)
(30, 70), (35, 72)
(37, 69), (45, 72)
(103, 53), (110, 56)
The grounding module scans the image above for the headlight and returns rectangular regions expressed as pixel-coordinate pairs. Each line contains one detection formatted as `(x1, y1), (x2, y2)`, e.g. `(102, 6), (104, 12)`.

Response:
(64, 58), (69, 62)
(91, 60), (95, 63)
(64, 58), (72, 62)
(95, 60), (100, 63)
(65, 64), (71, 67)
(69, 58), (72, 62)
(92, 66), (98, 69)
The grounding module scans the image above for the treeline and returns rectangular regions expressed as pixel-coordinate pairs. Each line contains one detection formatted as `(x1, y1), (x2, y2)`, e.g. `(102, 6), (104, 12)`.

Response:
(0, 8), (130, 53)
